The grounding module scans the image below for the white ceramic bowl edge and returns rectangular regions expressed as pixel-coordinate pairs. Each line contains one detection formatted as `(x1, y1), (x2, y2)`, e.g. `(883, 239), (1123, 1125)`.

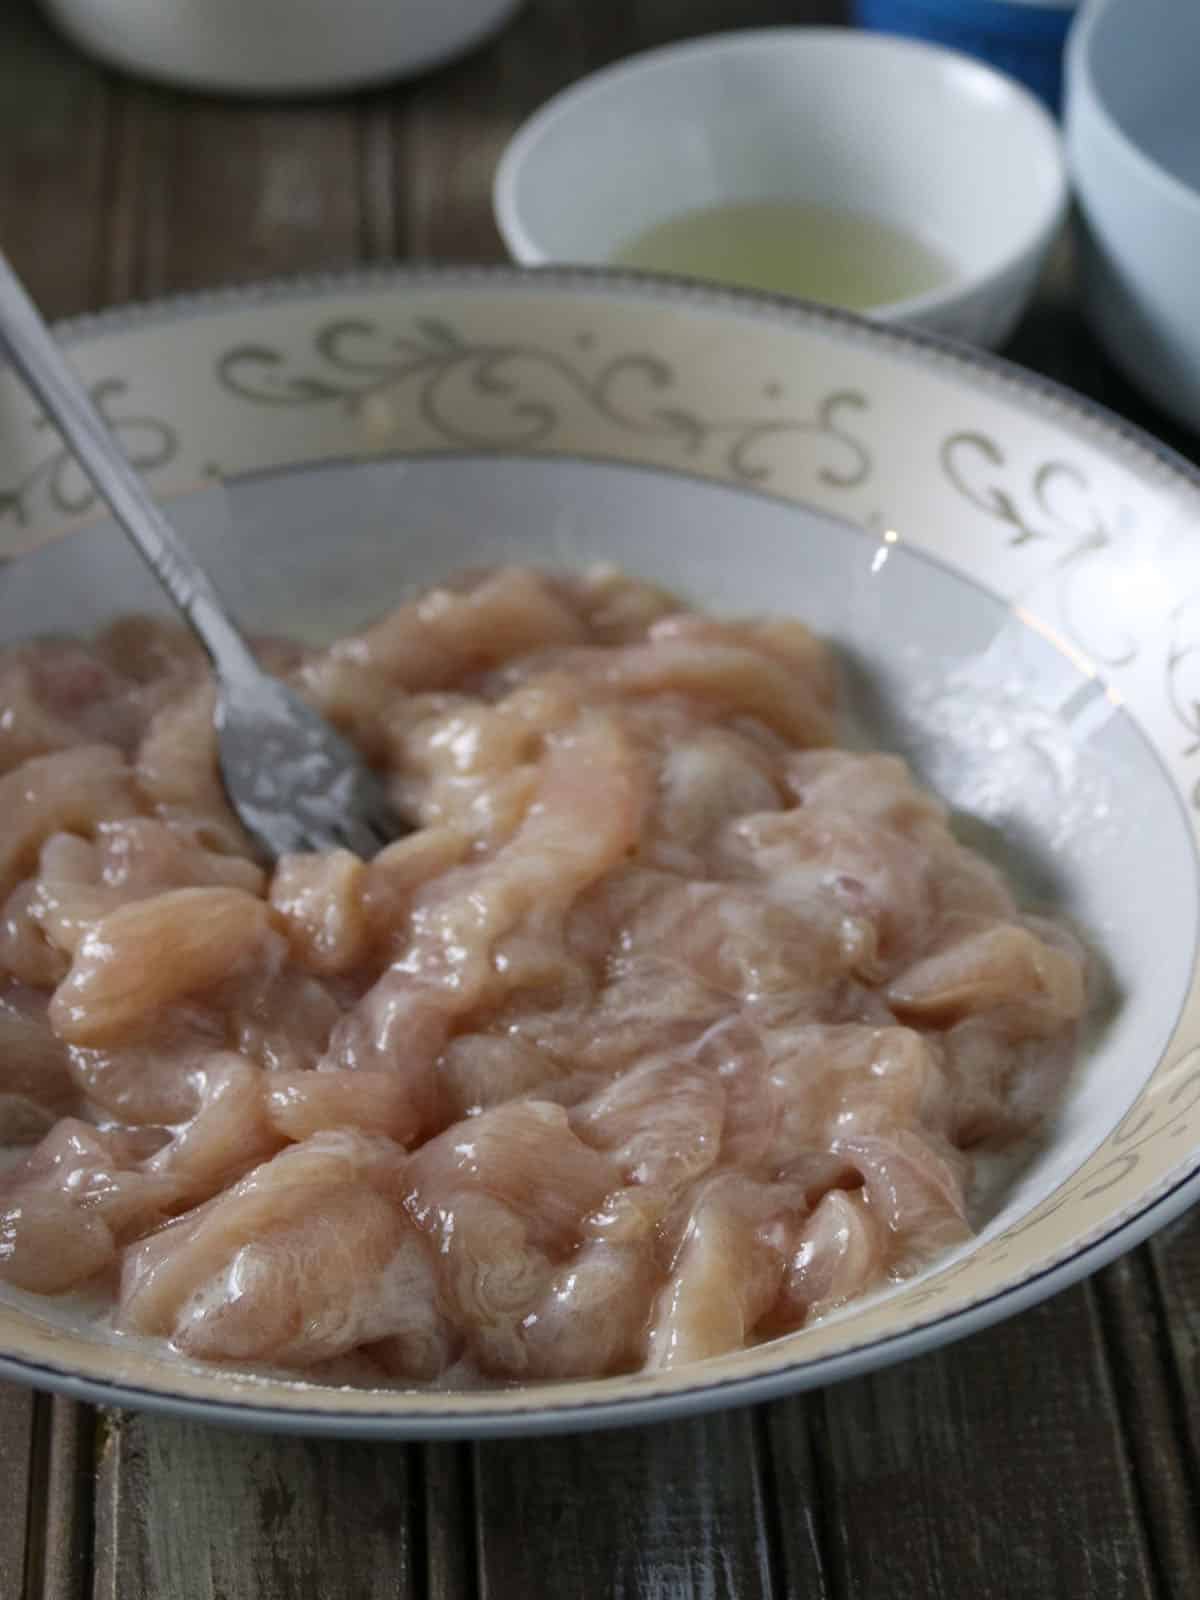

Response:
(493, 27), (1068, 348)
(40, 0), (524, 95)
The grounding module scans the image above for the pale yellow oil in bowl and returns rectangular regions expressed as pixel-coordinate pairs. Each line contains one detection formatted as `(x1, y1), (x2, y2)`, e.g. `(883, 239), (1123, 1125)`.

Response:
(612, 201), (956, 310)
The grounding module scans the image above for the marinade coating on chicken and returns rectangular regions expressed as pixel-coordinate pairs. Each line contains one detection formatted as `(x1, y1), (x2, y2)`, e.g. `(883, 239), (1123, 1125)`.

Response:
(0, 566), (1089, 1384)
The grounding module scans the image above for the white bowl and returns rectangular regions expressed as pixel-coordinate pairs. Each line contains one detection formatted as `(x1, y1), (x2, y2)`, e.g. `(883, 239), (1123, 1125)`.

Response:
(2, 267), (1200, 1437)
(1065, 0), (1200, 431)
(493, 27), (1067, 347)
(40, 0), (522, 96)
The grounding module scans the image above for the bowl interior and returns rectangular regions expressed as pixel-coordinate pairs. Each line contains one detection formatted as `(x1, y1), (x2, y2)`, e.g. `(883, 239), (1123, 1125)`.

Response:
(3, 452), (1192, 1258)
(1081, 0), (1200, 197)
(3, 267), (1199, 1433)
(497, 30), (1064, 282)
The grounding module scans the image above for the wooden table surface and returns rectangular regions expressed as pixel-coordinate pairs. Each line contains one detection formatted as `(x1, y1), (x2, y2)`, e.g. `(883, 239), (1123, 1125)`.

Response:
(3, 1), (1200, 1595)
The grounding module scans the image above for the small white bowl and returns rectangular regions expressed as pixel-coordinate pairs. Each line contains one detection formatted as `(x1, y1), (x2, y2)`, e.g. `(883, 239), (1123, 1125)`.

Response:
(493, 27), (1067, 347)
(40, 0), (523, 96)
(1065, 0), (1200, 431)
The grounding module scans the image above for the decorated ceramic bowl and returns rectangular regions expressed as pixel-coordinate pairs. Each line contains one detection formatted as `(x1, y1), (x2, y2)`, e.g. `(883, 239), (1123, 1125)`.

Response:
(1, 266), (1198, 1438)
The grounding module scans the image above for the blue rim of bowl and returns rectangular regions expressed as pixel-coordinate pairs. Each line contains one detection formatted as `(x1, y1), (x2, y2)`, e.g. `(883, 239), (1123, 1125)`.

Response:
(490, 26), (1068, 324)
(0, 259), (1197, 1436)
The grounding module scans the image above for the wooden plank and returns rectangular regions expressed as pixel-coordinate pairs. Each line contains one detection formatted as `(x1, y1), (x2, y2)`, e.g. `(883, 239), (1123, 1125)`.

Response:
(101, 83), (175, 306)
(0, 0), (113, 320)
(1147, 1207), (1200, 1490)
(424, 1443), (477, 1600)
(753, 1403), (832, 1600)
(161, 102), (364, 292)
(103, 87), (365, 304)
(769, 1284), (1158, 1600)
(358, 100), (401, 264)
(474, 1409), (775, 1599)
(93, 1409), (418, 1600)
(22, 1396), (95, 1600)
(1152, 1203), (1200, 1600)
(1092, 1248), (1200, 1599)
(0, 1381), (37, 1597)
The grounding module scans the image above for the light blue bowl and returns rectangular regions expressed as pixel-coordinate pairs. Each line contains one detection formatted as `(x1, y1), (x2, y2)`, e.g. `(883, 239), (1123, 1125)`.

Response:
(1066, 0), (1200, 430)
(853, 0), (1078, 112)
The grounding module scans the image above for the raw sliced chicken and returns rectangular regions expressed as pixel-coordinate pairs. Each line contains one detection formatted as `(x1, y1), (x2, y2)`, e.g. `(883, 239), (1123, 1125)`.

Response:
(145, 1053), (282, 1207)
(437, 1031), (579, 1119)
(832, 1131), (972, 1267)
(726, 810), (937, 973)
(0, 878), (70, 987)
(94, 616), (206, 692)
(300, 567), (587, 755)
(516, 1238), (660, 1380)
(49, 887), (274, 1046)
(939, 1018), (1079, 1145)
(649, 725), (784, 870)
(0, 642), (146, 764)
(361, 825), (470, 949)
(784, 749), (946, 834)
(889, 922), (1086, 1036)
(404, 1101), (621, 1376)
(771, 1189), (884, 1327)
(227, 966), (347, 1075)
(169, 1188), (438, 1371)
(645, 1174), (806, 1369)
(571, 1056), (725, 1191)
(264, 1068), (421, 1145)
(758, 1024), (952, 1164)
(0, 745), (139, 900)
(598, 636), (836, 747)
(0, 567), (1092, 1387)
(405, 1100), (618, 1249)
(136, 683), (250, 855)
(119, 1131), (409, 1339)
(0, 1120), (174, 1292)
(0, 656), (84, 774)
(565, 565), (681, 643)
(270, 849), (369, 976)
(0, 983), (76, 1115)
(326, 710), (642, 1102)
(65, 1009), (225, 1126)
(0, 1096), (57, 1145)
(31, 822), (263, 958)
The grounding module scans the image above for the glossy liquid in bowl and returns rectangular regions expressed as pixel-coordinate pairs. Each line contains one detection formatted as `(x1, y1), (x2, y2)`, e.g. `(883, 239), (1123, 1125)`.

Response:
(611, 201), (956, 309)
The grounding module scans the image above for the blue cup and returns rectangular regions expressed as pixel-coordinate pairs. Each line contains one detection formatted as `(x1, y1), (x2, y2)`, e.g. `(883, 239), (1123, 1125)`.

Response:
(852, 0), (1078, 113)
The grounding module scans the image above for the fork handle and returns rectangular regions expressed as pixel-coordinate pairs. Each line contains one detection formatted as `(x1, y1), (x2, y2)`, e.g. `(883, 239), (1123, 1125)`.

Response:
(0, 249), (259, 681)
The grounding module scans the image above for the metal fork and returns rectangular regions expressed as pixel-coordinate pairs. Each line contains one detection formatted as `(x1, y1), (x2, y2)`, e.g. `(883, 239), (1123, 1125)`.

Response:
(0, 250), (401, 861)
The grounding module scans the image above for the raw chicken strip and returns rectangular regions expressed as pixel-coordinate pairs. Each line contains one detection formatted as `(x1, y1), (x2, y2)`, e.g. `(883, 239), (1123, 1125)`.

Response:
(1, 1120), (173, 1292)
(119, 1132), (409, 1340)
